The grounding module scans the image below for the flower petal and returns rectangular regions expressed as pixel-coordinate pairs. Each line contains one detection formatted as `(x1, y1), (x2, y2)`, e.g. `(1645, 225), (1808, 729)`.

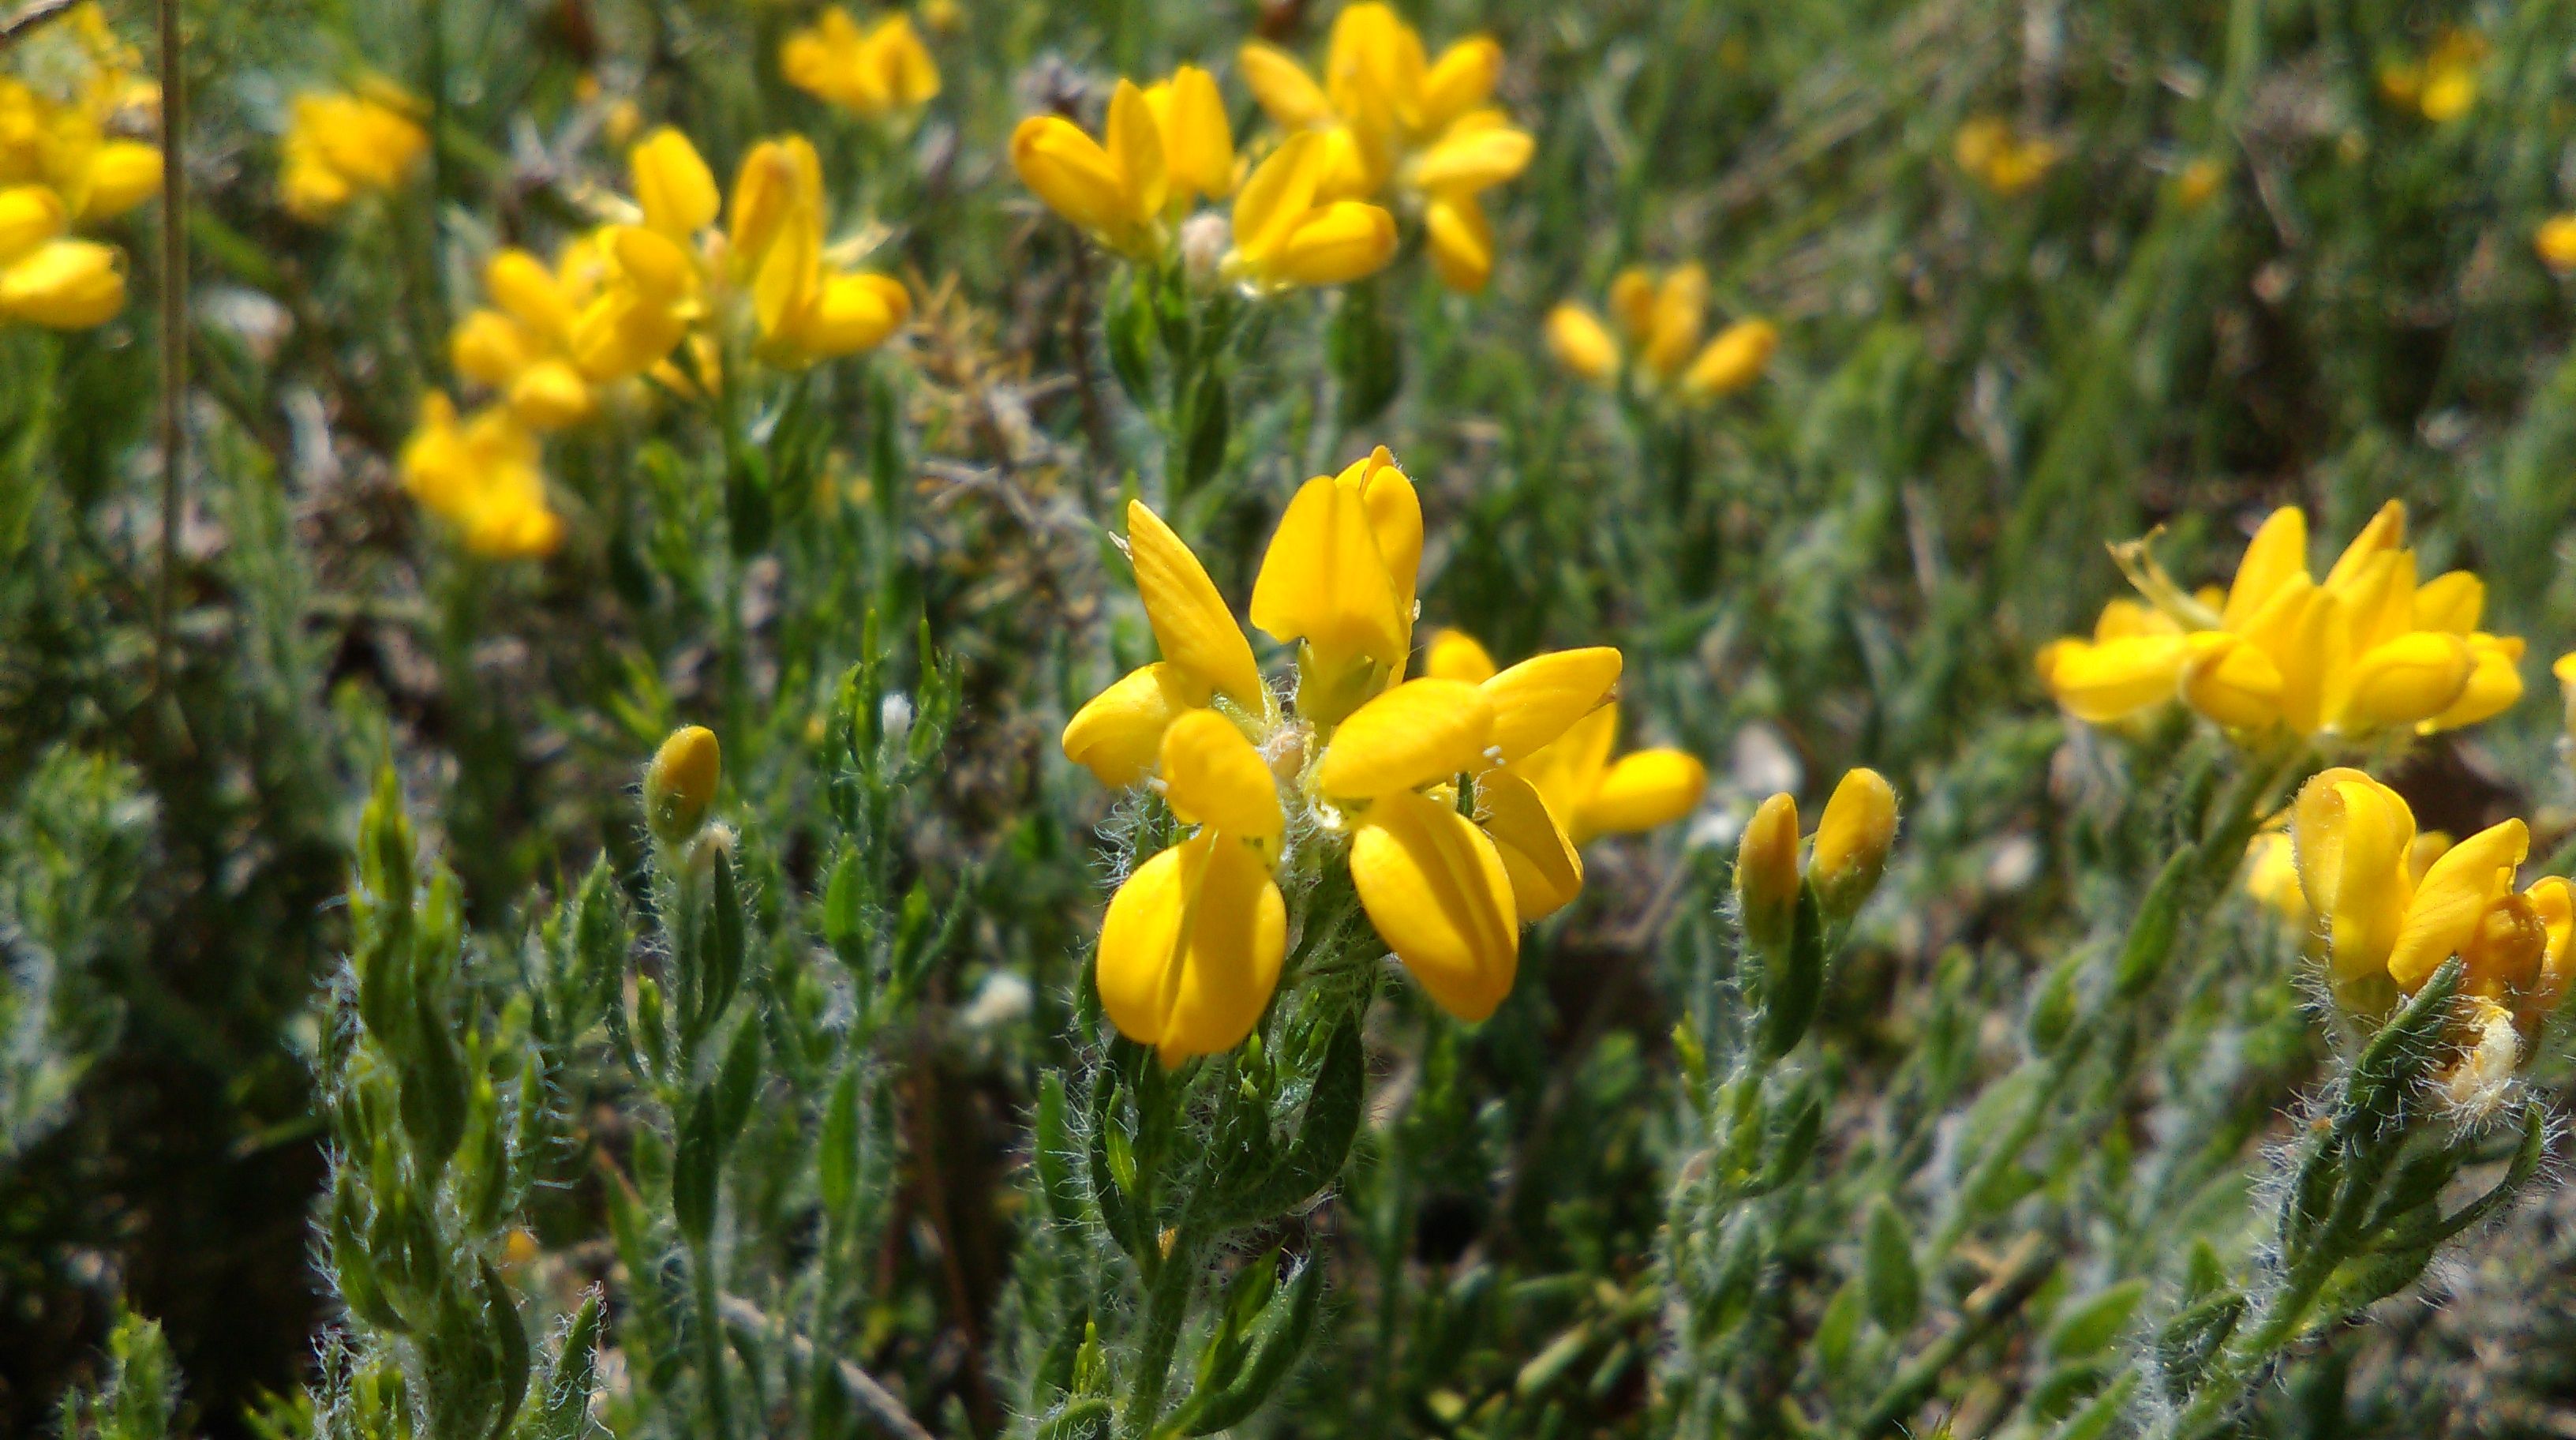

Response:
(1316, 679), (1494, 800)
(1063, 662), (1208, 788)
(2219, 506), (2308, 630)
(1159, 709), (1282, 849)
(2291, 767), (2418, 985)
(1249, 471), (1408, 675)
(2388, 818), (2530, 992)
(1128, 500), (1265, 709)
(1096, 835), (1286, 1064)
(1424, 628), (1498, 684)
(1479, 770), (1582, 921)
(1481, 647), (1622, 765)
(1573, 748), (1705, 841)
(1350, 789), (1518, 1021)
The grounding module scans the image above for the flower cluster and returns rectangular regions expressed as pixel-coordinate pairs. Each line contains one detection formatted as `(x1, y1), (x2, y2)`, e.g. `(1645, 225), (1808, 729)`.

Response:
(2038, 502), (2524, 743)
(1236, 2), (1535, 292)
(1064, 450), (1688, 1063)
(1953, 118), (2060, 197)
(781, 7), (939, 121)
(279, 84), (428, 221)
(402, 126), (910, 558)
(0, 5), (161, 331)
(1010, 65), (1397, 291)
(1544, 264), (1777, 404)
(2289, 767), (2572, 1111)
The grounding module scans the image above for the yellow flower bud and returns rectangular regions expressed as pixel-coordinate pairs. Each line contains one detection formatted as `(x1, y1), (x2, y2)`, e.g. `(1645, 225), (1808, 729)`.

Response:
(644, 725), (722, 847)
(1735, 792), (1801, 957)
(1810, 767), (1897, 922)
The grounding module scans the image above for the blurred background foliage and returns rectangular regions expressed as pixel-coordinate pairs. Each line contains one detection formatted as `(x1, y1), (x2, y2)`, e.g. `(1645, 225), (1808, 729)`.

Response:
(5, 0), (2576, 1435)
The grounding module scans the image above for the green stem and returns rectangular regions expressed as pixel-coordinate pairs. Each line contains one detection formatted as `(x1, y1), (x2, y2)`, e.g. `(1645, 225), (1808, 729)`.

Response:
(691, 1239), (736, 1440)
(1122, 1224), (1201, 1440)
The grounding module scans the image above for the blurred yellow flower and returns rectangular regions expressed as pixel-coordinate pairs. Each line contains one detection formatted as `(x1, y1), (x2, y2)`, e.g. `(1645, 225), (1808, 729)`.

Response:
(1423, 628), (1708, 846)
(1239, 2), (1532, 291)
(1954, 117), (2059, 197)
(2038, 502), (2525, 744)
(0, 9), (159, 331)
(2556, 651), (2576, 747)
(1065, 451), (1629, 1053)
(2536, 215), (2576, 276)
(280, 87), (428, 221)
(1226, 130), (1399, 291)
(725, 134), (914, 365)
(2379, 29), (2484, 122)
(1012, 69), (1235, 261)
(782, 9), (939, 119)
(1545, 264), (1777, 403)
(2174, 156), (2226, 210)
(398, 395), (566, 561)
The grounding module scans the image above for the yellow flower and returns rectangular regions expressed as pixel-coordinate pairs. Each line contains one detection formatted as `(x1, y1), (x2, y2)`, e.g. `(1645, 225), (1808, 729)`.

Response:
(2537, 215), (2576, 276)
(1423, 628), (1708, 846)
(2380, 29), (2484, 122)
(280, 88), (428, 221)
(781, 9), (940, 119)
(1954, 117), (2060, 197)
(1065, 454), (1631, 1054)
(0, 21), (155, 332)
(1224, 130), (1398, 291)
(2039, 502), (2526, 744)
(2290, 768), (2575, 1087)
(398, 394), (566, 561)
(1238, 3), (1530, 292)
(2174, 156), (2226, 210)
(1545, 264), (1777, 403)
(725, 135), (913, 365)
